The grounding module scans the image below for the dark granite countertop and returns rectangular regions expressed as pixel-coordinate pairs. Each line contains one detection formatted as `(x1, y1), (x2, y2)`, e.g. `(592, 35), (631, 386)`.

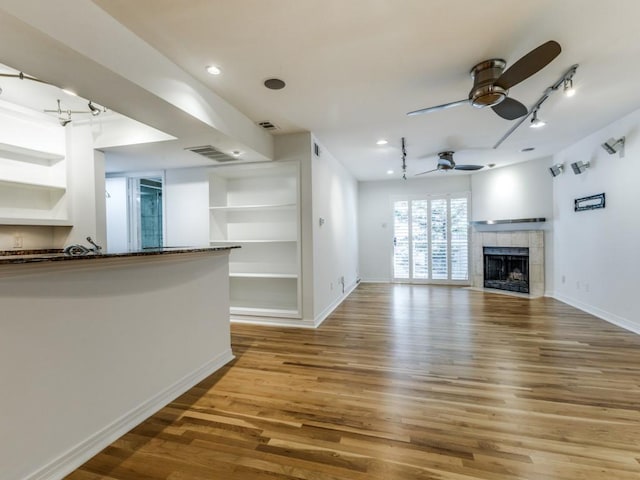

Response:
(0, 246), (240, 265)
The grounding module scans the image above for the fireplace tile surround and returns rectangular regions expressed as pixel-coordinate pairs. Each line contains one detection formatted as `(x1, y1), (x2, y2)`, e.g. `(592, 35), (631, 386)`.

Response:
(471, 230), (544, 297)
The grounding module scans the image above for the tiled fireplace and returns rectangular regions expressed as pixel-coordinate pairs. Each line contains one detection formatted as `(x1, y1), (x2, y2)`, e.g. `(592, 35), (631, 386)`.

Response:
(471, 231), (544, 297)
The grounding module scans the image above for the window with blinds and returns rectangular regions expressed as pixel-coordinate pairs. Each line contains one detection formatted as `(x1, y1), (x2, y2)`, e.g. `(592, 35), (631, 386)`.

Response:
(393, 196), (469, 282)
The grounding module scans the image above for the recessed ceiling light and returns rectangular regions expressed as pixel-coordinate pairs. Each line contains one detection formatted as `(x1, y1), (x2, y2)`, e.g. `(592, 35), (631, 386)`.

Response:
(206, 65), (222, 75)
(377, 139), (388, 146)
(231, 150), (241, 157)
(521, 147), (535, 152)
(386, 169), (394, 175)
(62, 88), (77, 97)
(264, 78), (286, 90)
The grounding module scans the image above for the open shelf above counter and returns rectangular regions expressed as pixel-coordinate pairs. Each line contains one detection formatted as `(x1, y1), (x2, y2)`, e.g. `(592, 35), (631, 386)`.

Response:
(0, 217), (72, 226)
(0, 178), (66, 192)
(0, 142), (64, 165)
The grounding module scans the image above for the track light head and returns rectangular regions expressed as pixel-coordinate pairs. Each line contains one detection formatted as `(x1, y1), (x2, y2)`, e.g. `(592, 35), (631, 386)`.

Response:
(563, 78), (576, 97)
(601, 136), (625, 157)
(59, 117), (72, 127)
(571, 160), (590, 175)
(88, 101), (102, 116)
(530, 110), (546, 128)
(549, 164), (564, 177)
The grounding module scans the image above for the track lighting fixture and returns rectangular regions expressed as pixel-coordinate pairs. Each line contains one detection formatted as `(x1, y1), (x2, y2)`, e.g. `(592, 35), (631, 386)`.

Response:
(530, 109), (546, 128)
(0, 71), (106, 126)
(571, 160), (590, 175)
(495, 64), (579, 148)
(563, 78), (576, 97)
(44, 98), (106, 126)
(549, 163), (564, 177)
(601, 136), (625, 157)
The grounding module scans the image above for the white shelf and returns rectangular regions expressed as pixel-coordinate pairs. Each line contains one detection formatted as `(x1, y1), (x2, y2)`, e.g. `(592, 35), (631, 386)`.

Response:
(229, 272), (298, 279)
(0, 178), (66, 192)
(0, 142), (64, 165)
(0, 217), (72, 226)
(210, 239), (297, 244)
(209, 202), (296, 212)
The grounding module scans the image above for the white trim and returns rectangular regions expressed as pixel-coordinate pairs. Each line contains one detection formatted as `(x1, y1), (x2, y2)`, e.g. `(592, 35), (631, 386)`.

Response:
(552, 294), (640, 336)
(231, 316), (316, 329)
(314, 280), (359, 328)
(25, 349), (235, 480)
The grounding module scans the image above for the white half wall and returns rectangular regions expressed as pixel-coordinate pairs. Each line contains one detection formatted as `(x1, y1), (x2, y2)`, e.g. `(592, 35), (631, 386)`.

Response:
(310, 136), (358, 324)
(470, 157), (554, 293)
(552, 107), (640, 334)
(0, 252), (233, 480)
(358, 175), (470, 282)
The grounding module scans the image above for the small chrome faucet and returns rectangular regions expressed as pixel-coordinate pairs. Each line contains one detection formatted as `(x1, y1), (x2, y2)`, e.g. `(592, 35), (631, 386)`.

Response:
(86, 236), (103, 254)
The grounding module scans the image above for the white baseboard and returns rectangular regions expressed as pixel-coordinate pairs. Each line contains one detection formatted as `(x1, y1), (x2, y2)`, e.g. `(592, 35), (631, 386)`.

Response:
(552, 293), (640, 336)
(359, 278), (391, 283)
(314, 280), (359, 328)
(231, 316), (317, 329)
(27, 349), (235, 480)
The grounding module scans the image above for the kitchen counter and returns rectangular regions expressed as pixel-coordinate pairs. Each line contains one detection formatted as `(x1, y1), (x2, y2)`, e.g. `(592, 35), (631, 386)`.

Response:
(1, 244), (236, 480)
(0, 245), (240, 265)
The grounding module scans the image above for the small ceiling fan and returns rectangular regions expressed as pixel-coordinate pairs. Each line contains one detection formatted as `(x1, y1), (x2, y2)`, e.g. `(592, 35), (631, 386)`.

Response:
(415, 151), (484, 176)
(407, 40), (561, 120)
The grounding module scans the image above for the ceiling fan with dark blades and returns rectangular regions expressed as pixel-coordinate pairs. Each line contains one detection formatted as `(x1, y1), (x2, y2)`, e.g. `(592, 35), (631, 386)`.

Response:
(407, 40), (561, 120)
(415, 151), (484, 176)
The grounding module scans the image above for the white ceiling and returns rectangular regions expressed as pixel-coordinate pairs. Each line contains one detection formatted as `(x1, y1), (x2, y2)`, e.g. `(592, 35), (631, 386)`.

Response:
(3, 1), (640, 180)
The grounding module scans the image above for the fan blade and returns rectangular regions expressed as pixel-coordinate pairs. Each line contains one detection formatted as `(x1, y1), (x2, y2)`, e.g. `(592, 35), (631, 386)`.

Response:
(414, 168), (440, 176)
(492, 97), (527, 120)
(495, 40), (561, 90)
(407, 99), (469, 116)
(454, 164), (484, 171)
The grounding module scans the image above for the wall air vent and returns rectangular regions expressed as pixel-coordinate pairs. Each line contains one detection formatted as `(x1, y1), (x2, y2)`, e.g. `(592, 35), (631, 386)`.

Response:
(257, 121), (279, 131)
(184, 145), (239, 163)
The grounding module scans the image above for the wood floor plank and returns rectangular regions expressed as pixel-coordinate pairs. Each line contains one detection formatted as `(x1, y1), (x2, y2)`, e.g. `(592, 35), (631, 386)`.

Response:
(66, 284), (640, 479)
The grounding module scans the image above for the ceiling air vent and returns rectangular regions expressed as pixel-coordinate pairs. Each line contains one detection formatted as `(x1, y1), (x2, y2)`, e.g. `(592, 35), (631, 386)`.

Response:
(185, 145), (238, 163)
(257, 121), (279, 131)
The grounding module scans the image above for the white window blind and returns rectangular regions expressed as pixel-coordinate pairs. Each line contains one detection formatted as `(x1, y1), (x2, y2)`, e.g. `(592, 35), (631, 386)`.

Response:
(393, 200), (409, 279)
(393, 196), (469, 282)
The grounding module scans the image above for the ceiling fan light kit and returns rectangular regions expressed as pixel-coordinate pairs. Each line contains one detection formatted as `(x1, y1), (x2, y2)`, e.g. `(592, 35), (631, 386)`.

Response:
(415, 151), (484, 176)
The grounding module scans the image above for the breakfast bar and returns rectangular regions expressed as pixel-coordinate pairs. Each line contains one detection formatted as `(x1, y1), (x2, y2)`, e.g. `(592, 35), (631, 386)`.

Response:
(0, 246), (238, 480)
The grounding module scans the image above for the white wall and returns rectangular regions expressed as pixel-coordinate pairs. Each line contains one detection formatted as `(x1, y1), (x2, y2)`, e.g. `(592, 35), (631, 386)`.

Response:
(105, 176), (128, 252)
(275, 133), (314, 321)
(471, 157), (554, 293)
(164, 167), (210, 247)
(358, 175), (470, 282)
(552, 107), (640, 334)
(66, 123), (107, 248)
(310, 136), (359, 323)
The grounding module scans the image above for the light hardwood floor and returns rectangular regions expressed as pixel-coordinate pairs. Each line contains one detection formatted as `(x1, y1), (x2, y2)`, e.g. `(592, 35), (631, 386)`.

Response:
(67, 284), (640, 479)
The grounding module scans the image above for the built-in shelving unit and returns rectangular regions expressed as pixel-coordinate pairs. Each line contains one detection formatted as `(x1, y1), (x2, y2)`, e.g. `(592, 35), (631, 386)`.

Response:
(209, 162), (300, 319)
(0, 105), (70, 226)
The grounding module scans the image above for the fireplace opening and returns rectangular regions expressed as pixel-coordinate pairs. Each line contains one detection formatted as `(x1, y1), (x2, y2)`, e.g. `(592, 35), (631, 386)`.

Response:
(483, 246), (529, 293)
